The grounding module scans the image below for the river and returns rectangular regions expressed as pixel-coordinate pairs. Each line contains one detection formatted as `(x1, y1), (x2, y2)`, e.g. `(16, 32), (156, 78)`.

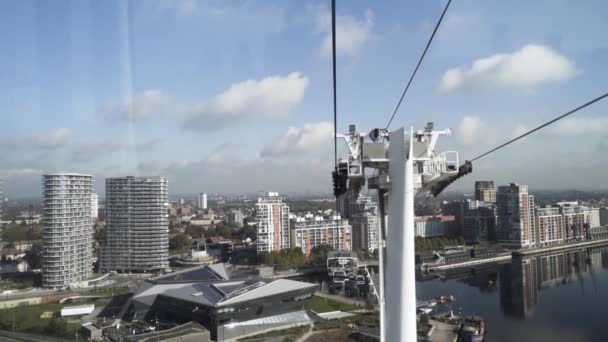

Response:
(416, 245), (608, 342)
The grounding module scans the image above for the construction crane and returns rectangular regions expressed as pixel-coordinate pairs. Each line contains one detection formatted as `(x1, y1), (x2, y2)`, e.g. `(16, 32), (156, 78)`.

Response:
(333, 122), (471, 342)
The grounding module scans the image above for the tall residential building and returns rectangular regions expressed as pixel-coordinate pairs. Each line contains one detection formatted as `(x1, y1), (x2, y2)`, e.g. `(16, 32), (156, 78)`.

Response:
(226, 209), (244, 226)
(349, 196), (379, 254)
(198, 193), (208, 210)
(256, 192), (290, 253)
(583, 207), (600, 228)
(557, 202), (585, 242)
(496, 183), (535, 248)
(91, 193), (99, 219)
(42, 173), (94, 288)
(290, 215), (351, 255)
(535, 206), (564, 246)
(100, 176), (169, 272)
(475, 181), (496, 203)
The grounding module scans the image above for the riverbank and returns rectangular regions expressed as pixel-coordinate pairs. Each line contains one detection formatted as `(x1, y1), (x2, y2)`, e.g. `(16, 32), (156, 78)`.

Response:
(425, 239), (608, 271)
(426, 254), (511, 271)
(513, 238), (608, 256)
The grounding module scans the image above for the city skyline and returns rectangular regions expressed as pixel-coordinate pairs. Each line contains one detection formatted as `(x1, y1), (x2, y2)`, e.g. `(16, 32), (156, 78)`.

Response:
(2, 0), (608, 198)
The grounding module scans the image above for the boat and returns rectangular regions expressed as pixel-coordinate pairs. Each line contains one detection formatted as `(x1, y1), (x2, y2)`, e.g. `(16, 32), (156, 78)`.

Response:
(458, 315), (486, 342)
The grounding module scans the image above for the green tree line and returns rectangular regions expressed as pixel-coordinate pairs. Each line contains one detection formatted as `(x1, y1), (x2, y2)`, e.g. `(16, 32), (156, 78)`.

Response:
(415, 236), (465, 252)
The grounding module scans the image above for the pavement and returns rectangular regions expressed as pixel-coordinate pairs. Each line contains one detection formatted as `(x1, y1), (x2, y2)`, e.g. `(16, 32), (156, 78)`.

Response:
(428, 319), (458, 342)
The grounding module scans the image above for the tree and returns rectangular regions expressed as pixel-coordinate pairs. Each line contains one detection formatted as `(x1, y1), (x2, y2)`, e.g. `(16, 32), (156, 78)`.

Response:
(169, 233), (190, 251)
(310, 244), (333, 265)
(356, 249), (366, 260)
(26, 241), (43, 269)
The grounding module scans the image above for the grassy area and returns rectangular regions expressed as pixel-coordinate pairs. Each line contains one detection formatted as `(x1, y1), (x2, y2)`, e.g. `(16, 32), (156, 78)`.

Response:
(0, 303), (79, 339)
(238, 325), (308, 341)
(304, 295), (361, 313)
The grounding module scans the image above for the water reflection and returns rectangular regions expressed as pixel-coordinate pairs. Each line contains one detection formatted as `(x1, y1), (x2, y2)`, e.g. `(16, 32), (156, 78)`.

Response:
(420, 245), (608, 320)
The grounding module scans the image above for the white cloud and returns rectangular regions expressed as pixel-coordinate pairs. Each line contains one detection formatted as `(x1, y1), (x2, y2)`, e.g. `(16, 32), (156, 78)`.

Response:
(548, 117), (608, 136)
(31, 128), (72, 147)
(183, 72), (309, 131)
(317, 7), (374, 58)
(261, 122), (333, 157)
(437, 44), (577, 94)
(157, 0), (200, 16)
(456, 116), (483, 145)
(105, 89), (169, 122)
(0, 128), (72, 149)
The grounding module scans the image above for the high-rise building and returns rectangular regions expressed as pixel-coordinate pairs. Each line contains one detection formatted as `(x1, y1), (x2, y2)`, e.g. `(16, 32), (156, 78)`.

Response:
(463, 205), (497, 243)
(535, 206), (564, 246)
(226, 209), (244, 226)
(557, 202), (585, 242)
(42, 173), (94, 288)
(496, 183), (535, 248)
(442, 199), (486, 237)
(100, 176), (169, 272)
(198, 193), (208, 210)
(256, 192), (290, 253)
(475, 181), (496, 203)
(349, 196), (379, 254)
(583, 207), (600, 228)
(91, 193), (99, 219)
(290, 215), (351, 255)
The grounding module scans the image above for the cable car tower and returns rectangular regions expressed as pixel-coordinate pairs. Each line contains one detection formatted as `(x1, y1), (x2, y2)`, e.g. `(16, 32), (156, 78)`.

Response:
(334, 122), (471, 342)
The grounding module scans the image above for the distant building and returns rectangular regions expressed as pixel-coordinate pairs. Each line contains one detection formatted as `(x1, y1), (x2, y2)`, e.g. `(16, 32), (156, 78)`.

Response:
(414, 216), (455, 237)
(91, 193), (98, 219)
(349, 196), (379, 254)
(475, 181), (496, 203)
(198, 193), (208, 210)
(42, 173), (94, 288)
(100, 176), (169, 273)
(256, 192), (290, 253)
(556, 202), (585, 242)
(177, 207), (191, 216)
(583, 207), (600, 228)
(496, 183), (535, 248)
(535, 206), (564, 246)
(600, 207), (608, 226)
(442, 199), (486, 237)
(226, 209), (244, 226)
(463, 205), (497, 244)
(290, 215), (351, 255)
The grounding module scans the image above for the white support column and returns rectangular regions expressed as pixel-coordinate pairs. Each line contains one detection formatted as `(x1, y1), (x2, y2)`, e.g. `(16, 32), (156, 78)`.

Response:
(386, 128), (417, 342)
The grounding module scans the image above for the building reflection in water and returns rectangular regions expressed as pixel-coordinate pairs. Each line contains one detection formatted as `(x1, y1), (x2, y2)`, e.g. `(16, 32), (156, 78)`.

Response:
(499, 246), (608, 318)
(419, 246), (608, 319)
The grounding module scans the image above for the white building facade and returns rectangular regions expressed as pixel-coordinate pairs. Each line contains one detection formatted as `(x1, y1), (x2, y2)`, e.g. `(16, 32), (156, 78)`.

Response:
(198, 193), (208, 210)
(100, 176), (169, 272)
(256, 192), (290, 253)
(290, 215), (351, 255)
(42, 173), (94, 288)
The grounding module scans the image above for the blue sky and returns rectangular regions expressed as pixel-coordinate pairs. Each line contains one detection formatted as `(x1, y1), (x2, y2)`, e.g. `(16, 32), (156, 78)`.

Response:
(1, 0), (608, 198)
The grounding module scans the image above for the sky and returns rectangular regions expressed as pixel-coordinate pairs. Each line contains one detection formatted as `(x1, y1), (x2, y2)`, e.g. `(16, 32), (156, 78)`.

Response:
(1, 0), (608, 199)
